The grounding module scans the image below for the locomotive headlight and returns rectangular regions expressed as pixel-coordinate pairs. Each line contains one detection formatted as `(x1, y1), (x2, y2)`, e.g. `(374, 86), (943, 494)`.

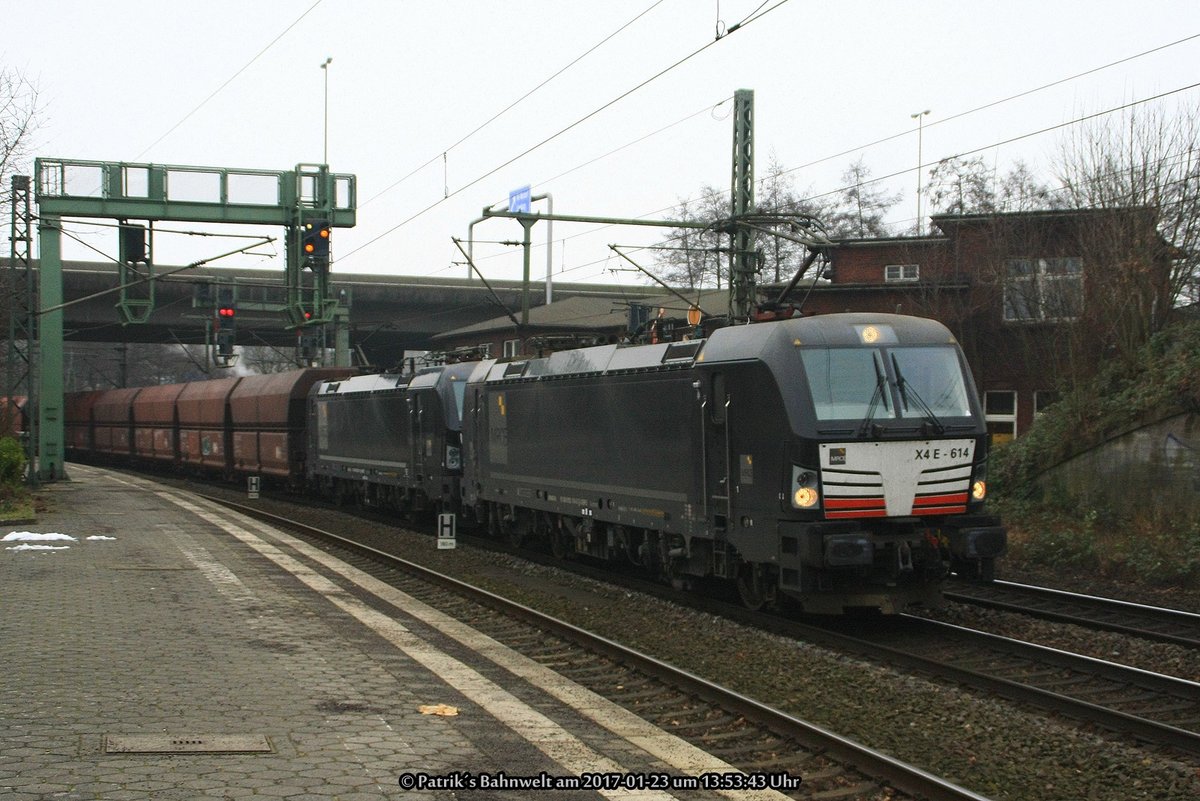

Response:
(445, 445), (462, 471)
(793, 487), (819, 508)
(791, 468), (820, 509)
(970, 461), (988, 502)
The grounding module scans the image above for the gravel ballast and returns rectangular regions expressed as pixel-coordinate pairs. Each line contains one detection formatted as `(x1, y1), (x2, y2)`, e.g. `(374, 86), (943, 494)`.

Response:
(164, 481), (1200, 801)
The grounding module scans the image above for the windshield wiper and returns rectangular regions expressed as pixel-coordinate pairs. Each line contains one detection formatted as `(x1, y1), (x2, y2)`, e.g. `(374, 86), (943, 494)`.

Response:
(891, 354), (945, 436)
(856, 353), (890, 439)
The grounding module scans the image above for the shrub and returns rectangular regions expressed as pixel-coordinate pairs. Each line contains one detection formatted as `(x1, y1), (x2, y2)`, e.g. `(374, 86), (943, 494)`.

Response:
(992, 319), (1200, 498)
(0, 436), (26, 487)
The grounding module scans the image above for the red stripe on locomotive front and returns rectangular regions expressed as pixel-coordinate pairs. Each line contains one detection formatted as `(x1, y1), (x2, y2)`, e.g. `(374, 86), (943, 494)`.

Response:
(824, 497), (886, 510)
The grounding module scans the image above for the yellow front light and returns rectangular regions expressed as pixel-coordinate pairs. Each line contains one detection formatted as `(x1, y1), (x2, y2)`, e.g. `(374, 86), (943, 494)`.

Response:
(971, 480), (987, 501)
(794, 487), (819, 508)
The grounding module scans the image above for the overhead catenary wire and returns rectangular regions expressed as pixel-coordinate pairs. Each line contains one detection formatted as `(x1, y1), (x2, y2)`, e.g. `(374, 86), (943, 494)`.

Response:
(338, 0), (794, 264)
(420, 95), (735, 276)
(774, 31), (1200, 185)
(793, 81), (1200, 210)
(360, 0), (670, 208)
(553, 80), (1200, 280)
(537, 31), (1200, 252)
(133, 0), (326, 161)
(480, 96), (1200, 287)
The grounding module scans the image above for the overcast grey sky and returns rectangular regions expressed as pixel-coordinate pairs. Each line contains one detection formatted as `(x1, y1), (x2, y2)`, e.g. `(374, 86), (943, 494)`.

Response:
(9, 1), (1200, 286)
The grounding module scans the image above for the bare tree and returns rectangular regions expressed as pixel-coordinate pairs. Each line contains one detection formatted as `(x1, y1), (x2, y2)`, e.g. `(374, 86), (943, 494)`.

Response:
(756, 152), (809, 281)
(1054, 100), (1200, 314)
(924, 155), (998, 216)
(653, 186), (727, 289)
(997, 160), (1054, 212)
(0, 68), (39, 218)
(825, 157), (901, 239)
(1, 69), (41, 414)
(240, 344), (306, 374)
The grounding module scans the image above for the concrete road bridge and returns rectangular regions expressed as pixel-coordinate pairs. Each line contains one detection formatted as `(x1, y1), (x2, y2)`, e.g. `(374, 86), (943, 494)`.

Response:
(18, 260), (663, 367)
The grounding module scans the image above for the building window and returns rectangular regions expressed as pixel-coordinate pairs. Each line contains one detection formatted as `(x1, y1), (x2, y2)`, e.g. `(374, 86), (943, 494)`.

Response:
(885, 263), (919, 282)
(502, 339), (521, 358)
(985, 390), (1017, 446)
(1034, 390), (1060, 417)
(1003, 257), (1083, 322)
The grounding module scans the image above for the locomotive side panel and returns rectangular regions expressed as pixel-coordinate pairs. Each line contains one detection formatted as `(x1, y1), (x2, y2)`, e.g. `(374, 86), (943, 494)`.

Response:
(696, 360), (794, 565)
(471, 370), (701, 533)
(311, 385), (413, 486)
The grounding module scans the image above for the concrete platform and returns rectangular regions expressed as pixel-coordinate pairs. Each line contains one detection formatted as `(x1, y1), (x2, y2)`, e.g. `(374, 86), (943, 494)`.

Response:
(0, 465), (792, 801)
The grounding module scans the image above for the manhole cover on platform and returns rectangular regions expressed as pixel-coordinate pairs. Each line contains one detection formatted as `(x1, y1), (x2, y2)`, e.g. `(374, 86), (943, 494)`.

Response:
(104, 734), (273, 754)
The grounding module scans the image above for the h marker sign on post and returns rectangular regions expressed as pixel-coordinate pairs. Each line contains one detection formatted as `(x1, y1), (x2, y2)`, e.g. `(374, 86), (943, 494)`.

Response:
(437, 513), (457, 550)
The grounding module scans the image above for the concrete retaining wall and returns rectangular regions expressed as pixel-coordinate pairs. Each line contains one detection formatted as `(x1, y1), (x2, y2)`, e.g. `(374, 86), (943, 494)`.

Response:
(1035, 413), (1200, 515)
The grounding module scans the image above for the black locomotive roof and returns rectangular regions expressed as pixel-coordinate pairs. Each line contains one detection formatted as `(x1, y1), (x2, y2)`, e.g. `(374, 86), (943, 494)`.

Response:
(698, 312), (958, 365)
(478, 340), (696, 382)
(471, 313), (957, 383)
(314, 373), (408, 395)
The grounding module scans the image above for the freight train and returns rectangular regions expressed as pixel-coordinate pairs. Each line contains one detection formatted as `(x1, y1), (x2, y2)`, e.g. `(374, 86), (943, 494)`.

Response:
(65, 312), (1006, 614)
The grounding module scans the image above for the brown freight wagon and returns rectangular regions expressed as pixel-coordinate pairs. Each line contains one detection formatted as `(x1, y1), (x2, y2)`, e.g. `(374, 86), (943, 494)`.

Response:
(229, 368), (354, 482)
(131, 383), (188, 465)
(0, 396), (26, 439)
(91, 387), (144, 458)
(64, 391), (105, 457)
(177, 377), (241, 475)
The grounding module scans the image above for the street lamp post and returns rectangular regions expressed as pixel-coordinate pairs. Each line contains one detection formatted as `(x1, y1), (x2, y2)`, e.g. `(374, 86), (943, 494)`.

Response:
(321, 57), (332, 165)
(911, 109), (930, 235)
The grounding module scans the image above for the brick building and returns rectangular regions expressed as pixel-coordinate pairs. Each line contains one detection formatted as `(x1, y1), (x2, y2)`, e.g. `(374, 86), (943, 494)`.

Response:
(797, 208), (1176, 441)
(433, 209), (1177, 442)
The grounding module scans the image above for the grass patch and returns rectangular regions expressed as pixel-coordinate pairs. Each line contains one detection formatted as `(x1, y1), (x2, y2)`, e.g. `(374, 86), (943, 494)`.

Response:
(0, 493), (35, 523)
(998, 499), (1200, 588)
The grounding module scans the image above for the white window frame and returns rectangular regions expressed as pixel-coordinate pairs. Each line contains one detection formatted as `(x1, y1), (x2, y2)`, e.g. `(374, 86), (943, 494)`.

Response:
(985, 390), (1017, 444)
(1003, 257), (1083, 322)
(885, 263), (920, 283)
(1034, 390), (1059, 418)
(502, 338), (521, 358)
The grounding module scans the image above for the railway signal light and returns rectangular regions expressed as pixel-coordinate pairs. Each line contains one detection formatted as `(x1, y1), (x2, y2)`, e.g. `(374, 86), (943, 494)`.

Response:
(120, 222), (147, 264)
(301, 219), (331, 267)
(214, 285), (237, 358)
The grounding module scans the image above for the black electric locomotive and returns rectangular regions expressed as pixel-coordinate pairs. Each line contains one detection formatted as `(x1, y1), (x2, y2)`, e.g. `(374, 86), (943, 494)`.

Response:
(308, 361), (475, 513)
(458, 312), (1004, 614)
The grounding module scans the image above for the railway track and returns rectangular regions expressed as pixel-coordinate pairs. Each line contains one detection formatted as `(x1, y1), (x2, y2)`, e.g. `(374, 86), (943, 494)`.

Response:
(200, 492), (991, 801)
(474, 542), (1200, 758)
(945, 579), (1200, 649)
(822, 615), (1200, 757)
(201, 482), (1200, 762)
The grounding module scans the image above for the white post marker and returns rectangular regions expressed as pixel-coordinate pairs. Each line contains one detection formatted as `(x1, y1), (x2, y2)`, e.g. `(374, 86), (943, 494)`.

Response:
(437, 513), (457, 549)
